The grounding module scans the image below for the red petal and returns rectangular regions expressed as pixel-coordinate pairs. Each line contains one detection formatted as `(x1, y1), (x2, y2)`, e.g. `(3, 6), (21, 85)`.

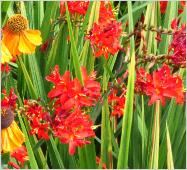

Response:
(48, 86), (63, 98)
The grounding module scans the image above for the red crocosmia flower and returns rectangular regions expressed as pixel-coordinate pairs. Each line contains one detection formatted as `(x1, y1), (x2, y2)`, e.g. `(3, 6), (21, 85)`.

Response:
(146, 64), (185, 106)
(108, 87), (126, 117)
(180, 1), (186, 7)
(178, 1), (186, 14)
(46, 66), (100, 155)
(160, 1), (168, 14)
(171, 18), (179, 30)
(8, 162), (21, 169)
(53, 111), (95, 155)
(23, 100), (51, 140)
(1, 63), (11, 73)
(96, 156), (107, 169)
(46, 66), (72, 99)
(135, 68), (152, 94)
(40, 39), (51, 53)
(46, 65), (101, 114)
(1, 88), (18, 109)
(178, 8), (183, 14)
(46, 65), (63, 85)
(60, 2), (66, 15)
(81, 67), (101, 101)
(87, 2), (122, 59)
(87, 20), (122, 59)
(169, 21), (186, 67)
(60, 1), (89, 16)
(29, 117), (50, 140)
(10, 146), (29, 167)
(99, 2), (115, 23)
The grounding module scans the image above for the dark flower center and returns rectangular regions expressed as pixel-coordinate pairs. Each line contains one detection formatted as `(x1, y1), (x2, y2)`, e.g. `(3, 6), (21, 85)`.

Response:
(7, 14), (28, 33)
(1, 108), (14, 129)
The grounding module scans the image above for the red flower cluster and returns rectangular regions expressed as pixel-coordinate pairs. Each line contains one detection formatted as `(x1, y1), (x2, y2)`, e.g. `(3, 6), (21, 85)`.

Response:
(9, 146), (28, 168)
(23, 100), (51, 140)
(60, 1), (89, 16)
(160, 1), (185, 14)
(135, 68), (152, 94)
(99, 2), (115, 23)
(169, 19), (186, 68)
(1, 63), (11, 73)
(178, 1), (186, 14)
(46, 66), (101, 113)
(108, 87), (126, 117)
(160, 1), (168, 14)
(135, 64), (185, 106)
(87, 2), (122, 59)
(46, 65), (101, 155)
(180, 1), (186, 7)
(53, 110), (95, 155)
(96, 156), (107, 169)
(1, 88), (17, 110)
(87, 20), (122, 59)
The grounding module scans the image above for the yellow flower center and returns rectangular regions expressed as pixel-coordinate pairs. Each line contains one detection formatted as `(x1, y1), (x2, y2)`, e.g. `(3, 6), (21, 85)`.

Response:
(6, 14), (28, 33)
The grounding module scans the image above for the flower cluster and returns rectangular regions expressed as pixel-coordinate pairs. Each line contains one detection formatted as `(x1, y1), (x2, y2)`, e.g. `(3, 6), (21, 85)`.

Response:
(46, 65), (101, 155)
(60, 1), (89, 16)
(8, 146), (28, 168)
(169, 19), (186, 68)
(96, 156), (107, 169)
(135, 68), (152, 94)
(135, 64), (185, 106)
(1, 63), (11, 73)
(160, 1), (168, 14)
(178, 1), (186, 14)
(23, 100), (51, 140)
(108, 86), (126, 117)
(160, 1), (185, 14)
(46, 66), (101, 113)
(99, 2), (115, 23)
(53, 110), (95, 155)
(1, 88), (18, 110)
(87, 2), (122, 59)
(87, 20), (122, 59)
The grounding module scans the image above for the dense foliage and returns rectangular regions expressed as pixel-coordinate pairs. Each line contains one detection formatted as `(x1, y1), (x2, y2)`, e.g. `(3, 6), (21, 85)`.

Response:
(1, 1), (186, 169)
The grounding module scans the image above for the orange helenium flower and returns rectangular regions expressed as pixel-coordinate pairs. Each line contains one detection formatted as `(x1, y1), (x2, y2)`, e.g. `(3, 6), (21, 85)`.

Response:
(2, 14), (42, 57)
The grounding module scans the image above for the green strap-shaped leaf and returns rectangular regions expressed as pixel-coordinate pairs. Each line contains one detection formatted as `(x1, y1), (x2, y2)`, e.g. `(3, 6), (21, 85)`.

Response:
(65, 2), (83, 84)
(18, 114), (39, 169)
(117, 1), (136, 168)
